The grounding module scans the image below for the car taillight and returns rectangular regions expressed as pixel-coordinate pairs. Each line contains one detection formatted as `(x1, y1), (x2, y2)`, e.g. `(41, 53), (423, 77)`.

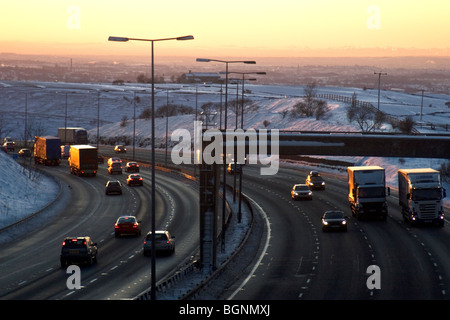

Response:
(133, 223), (138, 228)
(62, 241), (66, 246)
(115, 224), (119, 229)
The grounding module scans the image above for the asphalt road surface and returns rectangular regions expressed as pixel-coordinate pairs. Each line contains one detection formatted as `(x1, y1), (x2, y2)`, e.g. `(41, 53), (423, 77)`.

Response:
(0, 158), (199, 300)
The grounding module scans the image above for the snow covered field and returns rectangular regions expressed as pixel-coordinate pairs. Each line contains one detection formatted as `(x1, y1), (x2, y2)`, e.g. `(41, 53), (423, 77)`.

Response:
(0, 80), (449, 228)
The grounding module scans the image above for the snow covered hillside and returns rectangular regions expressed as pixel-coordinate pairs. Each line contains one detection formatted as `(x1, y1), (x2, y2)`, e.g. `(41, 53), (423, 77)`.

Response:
(0, 151), (59, 228)
(0, 80), (449, 227)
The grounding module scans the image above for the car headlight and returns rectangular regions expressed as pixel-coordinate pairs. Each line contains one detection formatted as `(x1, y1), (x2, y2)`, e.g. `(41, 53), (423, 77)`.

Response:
(322, 220), (328, 225)
(341, 220), (347, 225)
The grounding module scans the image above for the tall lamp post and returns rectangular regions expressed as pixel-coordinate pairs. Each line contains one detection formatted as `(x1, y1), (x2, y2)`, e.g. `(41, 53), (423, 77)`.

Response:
(196, 58), (256, 251)
(109, 35), (194, 300)
(374, 72), (387, 111)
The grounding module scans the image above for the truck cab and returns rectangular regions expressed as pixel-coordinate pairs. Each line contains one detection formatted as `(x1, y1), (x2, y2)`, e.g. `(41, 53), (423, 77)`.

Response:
(398, 168), (445, 227)
(347, 166), (388, 220)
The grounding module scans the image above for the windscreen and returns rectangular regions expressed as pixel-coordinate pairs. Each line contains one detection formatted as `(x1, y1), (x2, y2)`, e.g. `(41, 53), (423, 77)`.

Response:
(412, 188), (441, 201)
(358, 186), (385, 198)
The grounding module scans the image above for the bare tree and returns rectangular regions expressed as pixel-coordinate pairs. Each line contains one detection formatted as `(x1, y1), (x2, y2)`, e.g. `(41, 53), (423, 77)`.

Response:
(397, 116), (416, 133)
(291, 82), (328, 119)
(347, 104), (385, 132)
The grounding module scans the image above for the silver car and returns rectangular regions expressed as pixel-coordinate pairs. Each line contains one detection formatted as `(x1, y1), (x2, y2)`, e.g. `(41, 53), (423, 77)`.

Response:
(291, 184), (313, 200)
(143, 230), (175, 255)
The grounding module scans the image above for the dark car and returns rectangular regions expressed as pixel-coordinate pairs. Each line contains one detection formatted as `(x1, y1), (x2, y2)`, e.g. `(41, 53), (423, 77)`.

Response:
(18, 148), (32, 157)
(127, 174), (143, 186)
(108, 162), (122, 175)
(227, 162), (242, 174)
(114, 145), (126, 153)
(3, 141), (14, 152)
(105, 180), (122, 195)
(321, 211), (348, 232)
(115, 215), (142, 237)
(306, 171), (326, 190)
(125, 161), (140, 173)
(143, 230), (175, 256)
(60, 236), (98, 267)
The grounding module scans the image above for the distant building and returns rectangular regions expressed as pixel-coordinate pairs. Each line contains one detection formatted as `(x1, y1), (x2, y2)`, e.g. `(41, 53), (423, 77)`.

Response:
(180, 71), (222, 84)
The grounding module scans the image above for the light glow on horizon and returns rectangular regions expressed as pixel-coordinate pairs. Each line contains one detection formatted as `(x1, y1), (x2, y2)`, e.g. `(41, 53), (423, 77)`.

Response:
(1, 0), (449, 58)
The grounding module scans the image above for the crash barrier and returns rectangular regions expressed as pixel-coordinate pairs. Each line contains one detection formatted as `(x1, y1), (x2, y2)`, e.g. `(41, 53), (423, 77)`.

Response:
(135, 184), (254, 300)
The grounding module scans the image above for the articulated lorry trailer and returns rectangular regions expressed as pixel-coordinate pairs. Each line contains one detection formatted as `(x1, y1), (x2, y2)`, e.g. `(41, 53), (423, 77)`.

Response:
(347, 166), (389, 220)
(34, 136), (61, 166)
(398, 168), (446, 227)
(68, 145), (98, 177)
(58, 127), (88, 145)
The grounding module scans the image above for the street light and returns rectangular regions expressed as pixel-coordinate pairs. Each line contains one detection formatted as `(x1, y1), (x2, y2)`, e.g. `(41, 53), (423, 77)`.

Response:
(196, 58), (256, 253)
(374, 72), (387, 111)
(109, 34), (194, 300)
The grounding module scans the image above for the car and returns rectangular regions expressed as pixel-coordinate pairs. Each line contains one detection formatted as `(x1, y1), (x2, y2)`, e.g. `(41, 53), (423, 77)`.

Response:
(60, 236), (98, 267)
(143, 230), (175, 256)
(3, 137), (13, 144)
(61, 145), (70, 158)
(306, 171), (326, 190)
(3, 141), (14, 152)
(18, 148), (32, 157)
(127, 174), (143, 186)
(107, 157), (122, 166)
(291, 184), (313, 200)
(115, 215), (142, 237)
(105, 180), (122, 195)
(114, 145), (127, 153)
(125, 161), (140, 173)
(227, 162), (242, 174)
(108, 162), (123, 175)
(321, 211), (348, 232)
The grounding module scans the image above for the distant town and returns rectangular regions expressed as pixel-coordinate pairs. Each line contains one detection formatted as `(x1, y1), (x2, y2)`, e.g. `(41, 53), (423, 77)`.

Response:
(1, 53), (449, 94)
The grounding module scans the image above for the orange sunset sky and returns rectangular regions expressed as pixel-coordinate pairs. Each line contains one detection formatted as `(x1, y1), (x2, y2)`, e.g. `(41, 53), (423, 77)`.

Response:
(1, 0), (449, 58)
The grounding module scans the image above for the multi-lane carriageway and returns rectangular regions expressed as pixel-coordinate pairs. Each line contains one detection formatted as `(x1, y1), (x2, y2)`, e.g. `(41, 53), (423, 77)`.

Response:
(0, 144), (450, 300)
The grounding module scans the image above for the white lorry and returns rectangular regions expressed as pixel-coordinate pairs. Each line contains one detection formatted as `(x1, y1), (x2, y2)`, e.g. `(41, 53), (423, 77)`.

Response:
(398, 168), (445, 227)
(347, 166), (389, 220)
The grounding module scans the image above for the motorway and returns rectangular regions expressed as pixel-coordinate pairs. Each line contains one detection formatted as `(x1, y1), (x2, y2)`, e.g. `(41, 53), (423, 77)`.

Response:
(229, 164), (450, 300)
(0, 152), (199, 300)
(1, 146), (450, 300)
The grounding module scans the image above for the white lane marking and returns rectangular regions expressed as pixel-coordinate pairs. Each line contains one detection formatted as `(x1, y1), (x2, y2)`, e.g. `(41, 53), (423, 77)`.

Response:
(227, 193), (271, 300)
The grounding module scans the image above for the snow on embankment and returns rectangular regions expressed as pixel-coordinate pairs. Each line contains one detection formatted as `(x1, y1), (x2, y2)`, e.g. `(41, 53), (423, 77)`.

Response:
(0, 152), (59, 229)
